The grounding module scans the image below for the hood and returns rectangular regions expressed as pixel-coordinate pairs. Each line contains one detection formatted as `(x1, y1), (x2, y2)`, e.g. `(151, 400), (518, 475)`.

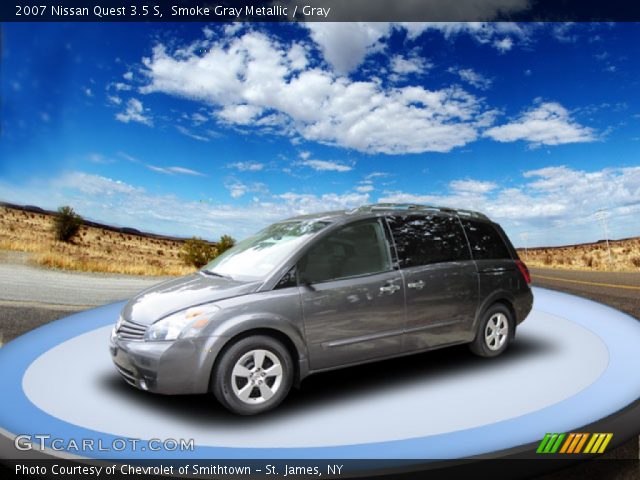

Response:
(122, 272), (261, 325)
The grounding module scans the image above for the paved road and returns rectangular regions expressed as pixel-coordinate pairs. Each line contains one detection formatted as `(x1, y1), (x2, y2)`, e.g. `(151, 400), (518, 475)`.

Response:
(0, 261), (168, 344)
(0, 262), (167, 307)
(530, 267), (640, 321)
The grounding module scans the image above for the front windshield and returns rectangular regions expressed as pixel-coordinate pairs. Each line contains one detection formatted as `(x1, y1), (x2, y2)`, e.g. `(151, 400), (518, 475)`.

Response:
(203, 220), (330, 281)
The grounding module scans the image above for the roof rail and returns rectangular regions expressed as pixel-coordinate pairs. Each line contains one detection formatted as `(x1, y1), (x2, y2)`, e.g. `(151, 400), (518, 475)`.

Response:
(347, 203), (490, 220)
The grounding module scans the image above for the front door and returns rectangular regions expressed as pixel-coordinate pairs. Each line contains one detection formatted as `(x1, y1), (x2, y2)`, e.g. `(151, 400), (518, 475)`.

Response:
(298, 218), (406, 370)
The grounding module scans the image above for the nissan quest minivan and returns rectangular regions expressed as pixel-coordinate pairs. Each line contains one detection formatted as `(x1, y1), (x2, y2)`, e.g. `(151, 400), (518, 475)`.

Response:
(109, 203), (533, 415)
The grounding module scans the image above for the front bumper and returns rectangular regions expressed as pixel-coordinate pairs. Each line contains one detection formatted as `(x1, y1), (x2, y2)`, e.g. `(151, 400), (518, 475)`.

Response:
(109, 329), (223, 395)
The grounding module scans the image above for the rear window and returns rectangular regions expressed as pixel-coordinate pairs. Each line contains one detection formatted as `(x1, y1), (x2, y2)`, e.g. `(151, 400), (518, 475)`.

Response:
(387, 214), (471, 268)
(461, 220), (512, 260)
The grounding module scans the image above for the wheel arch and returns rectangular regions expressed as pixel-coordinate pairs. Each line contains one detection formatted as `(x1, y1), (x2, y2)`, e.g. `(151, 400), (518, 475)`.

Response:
(208, 326), (305, 392)
(473, 291), (517, 339)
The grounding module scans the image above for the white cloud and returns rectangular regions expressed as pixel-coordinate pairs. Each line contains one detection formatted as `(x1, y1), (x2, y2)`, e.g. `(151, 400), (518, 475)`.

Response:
(147, 165), (206, 176)
(287, 43), (309, 71)
(115, 98), (152, 126)
(449, 67), (492, 90)
(113, 82), (132, 91)
(117, 151), (204, 176)
(176, 125), (210, 142)
(87, 153), (112, 164)
(389, 50), (432, 80)
(191, 112), (208, 125)
(356, 184), (375, 193)
(552, 22), (578, 43)
(224, 179), (268, 199)
(485, 102), (596, 146)
(140, 30), (488, 154)
(379, 165), (640, 246)
(450, 179), (497, 194)
(83, 87), (94, 97)
(0, 172), (281, 239)
(108, 95), (122, 105)
(55, 172), (144, 196)
(227, 162), (265, 172)
(304, 22), (530, 76)
(365, 172), (389, 180)
(493, 37), (514, 52)
(218, 104), (264, 125)
(278, 191), (370, 213)
(226, 181), (248, 199)
(305, 22), (391, 74)
(123, 71), (134, 81)
(298, 159), (353, 172)
(2, 165), (639, 245)
(409, 22), (530, 48)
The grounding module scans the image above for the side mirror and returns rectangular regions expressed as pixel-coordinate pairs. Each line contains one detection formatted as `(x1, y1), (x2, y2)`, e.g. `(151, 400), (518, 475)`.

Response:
(298, 272), (315, 291)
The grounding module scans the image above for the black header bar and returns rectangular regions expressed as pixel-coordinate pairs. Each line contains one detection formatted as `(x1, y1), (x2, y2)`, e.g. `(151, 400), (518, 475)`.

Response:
(4, 0), (640, 22)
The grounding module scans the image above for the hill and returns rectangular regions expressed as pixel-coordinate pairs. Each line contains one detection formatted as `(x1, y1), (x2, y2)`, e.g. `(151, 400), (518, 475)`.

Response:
(0, 203), (200, 276)
(517, 238), (640, 272)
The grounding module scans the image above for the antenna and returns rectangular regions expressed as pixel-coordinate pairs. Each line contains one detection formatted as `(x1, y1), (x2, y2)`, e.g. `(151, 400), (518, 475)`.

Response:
(594, 209), (612, 268)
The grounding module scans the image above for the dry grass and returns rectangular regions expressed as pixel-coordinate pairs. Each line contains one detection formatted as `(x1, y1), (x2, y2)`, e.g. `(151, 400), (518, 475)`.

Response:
(517, 237), (640, 272)
(0, 205), (196, 276)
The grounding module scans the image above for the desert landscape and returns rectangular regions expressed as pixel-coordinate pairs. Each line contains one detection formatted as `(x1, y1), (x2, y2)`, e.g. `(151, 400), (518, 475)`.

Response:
(0, 204), (196, 276)
(2, 203), (640, 275)
(517, 238), (640, 272)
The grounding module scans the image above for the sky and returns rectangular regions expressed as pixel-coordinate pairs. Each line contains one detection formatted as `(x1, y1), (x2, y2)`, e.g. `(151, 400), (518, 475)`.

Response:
(1, 22), (639, 247)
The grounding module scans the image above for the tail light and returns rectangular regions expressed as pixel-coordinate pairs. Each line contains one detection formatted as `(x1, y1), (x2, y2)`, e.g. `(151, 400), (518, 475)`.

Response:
(515, 260), (531, 284)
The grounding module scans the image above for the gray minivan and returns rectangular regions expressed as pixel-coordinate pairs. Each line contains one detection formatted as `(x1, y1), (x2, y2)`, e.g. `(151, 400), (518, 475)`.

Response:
(109, 204), (533, 415)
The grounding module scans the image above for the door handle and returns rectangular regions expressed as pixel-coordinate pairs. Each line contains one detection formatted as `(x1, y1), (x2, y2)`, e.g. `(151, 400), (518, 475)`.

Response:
(407, 280), (425, 289)
(380, 284), (401, 294)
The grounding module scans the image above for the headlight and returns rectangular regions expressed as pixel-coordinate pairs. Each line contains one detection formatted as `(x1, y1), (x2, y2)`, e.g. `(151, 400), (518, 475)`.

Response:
(144, 305), (221, 342)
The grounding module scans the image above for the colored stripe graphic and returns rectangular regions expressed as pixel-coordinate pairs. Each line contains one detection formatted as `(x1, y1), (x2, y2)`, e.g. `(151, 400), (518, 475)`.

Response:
(537, 433), (565, 453)
(584, 433), (613, 454)
(538, 433), (612, 454)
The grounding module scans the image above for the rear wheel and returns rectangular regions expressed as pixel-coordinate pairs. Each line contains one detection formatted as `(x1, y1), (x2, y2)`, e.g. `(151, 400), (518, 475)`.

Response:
(470, 303), (513, 358)
(212, 335), (293, 415)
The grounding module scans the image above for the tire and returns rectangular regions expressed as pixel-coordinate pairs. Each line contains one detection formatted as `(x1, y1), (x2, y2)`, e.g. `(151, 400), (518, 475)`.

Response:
(212, 335), (293, 415)
(469, 303), (513, 358)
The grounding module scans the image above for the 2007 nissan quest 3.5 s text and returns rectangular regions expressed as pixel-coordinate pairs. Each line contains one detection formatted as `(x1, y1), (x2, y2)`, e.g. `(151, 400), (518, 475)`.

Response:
(109, 203), (533, 415)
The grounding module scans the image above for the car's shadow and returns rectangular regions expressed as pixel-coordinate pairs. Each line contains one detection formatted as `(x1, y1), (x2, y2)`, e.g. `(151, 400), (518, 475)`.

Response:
(99, 335), (555, 426)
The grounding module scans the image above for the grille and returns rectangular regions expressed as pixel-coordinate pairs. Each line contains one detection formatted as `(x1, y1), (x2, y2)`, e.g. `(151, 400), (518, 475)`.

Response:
(114, 363), (137, 386)
(116, 319), (147, 340)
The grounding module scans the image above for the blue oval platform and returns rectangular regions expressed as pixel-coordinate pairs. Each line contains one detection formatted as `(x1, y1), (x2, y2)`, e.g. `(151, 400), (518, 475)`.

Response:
(1, 287), (639, 460)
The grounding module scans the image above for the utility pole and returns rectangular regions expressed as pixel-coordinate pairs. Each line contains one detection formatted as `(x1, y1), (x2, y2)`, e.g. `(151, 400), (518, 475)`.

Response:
(594, 209), (612, 268)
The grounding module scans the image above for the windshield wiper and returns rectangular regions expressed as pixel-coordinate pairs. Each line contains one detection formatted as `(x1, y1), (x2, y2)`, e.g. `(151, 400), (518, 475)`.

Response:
(201, 270), (234, 281)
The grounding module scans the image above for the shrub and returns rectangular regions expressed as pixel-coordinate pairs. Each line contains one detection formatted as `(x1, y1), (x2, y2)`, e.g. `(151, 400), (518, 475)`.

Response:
(216, 234), (236, 256)
(54, 206), (83, 243)
(631, 256), (640, 268)
(180, 237), (217, 268)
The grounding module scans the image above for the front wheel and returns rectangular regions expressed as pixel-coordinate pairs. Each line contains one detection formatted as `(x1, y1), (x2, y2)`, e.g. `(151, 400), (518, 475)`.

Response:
(212, 335), (293, 415)
(469, 304), (513, 358)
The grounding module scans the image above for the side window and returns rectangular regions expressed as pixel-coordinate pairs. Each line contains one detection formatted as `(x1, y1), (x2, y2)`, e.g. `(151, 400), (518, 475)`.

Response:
(298, 220), (391, 284)
(274, 266), (297, 290)
(461, 220), (512, 260)
(387, 214), (470, 268)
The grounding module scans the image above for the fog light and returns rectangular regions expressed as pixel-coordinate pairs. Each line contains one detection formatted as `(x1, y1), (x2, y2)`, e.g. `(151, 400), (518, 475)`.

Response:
(139, 379), (148, 391)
